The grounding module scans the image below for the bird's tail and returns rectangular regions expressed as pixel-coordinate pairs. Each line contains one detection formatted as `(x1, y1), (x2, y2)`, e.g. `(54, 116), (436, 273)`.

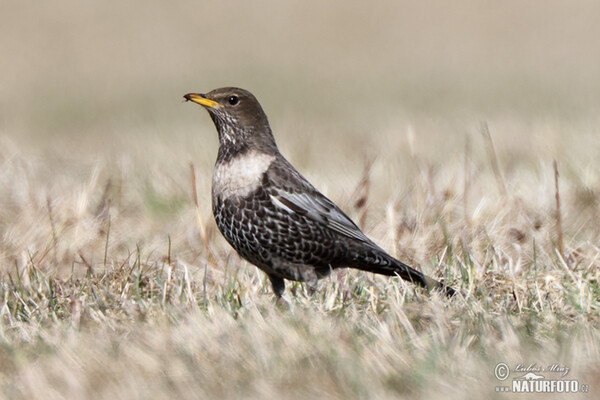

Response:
(352, 251), (456, 297)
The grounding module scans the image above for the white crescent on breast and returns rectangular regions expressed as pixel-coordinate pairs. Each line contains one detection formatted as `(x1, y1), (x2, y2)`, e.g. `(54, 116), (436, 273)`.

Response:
(212, 151), (276, 199)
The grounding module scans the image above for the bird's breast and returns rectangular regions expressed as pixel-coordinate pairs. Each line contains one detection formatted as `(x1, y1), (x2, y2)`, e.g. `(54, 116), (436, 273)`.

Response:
(212, 150), (276, 200)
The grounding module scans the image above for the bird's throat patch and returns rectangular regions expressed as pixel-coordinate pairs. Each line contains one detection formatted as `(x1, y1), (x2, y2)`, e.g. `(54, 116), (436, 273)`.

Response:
(213, 151), (276, 199)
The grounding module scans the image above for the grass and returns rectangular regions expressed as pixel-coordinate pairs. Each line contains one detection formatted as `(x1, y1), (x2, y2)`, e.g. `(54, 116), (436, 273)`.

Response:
(1, 123), (598, 398)
(2, 1), (600, 398)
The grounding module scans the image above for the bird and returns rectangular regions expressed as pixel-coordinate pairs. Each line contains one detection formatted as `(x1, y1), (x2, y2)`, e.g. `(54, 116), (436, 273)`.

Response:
(184, 87), (455, 298)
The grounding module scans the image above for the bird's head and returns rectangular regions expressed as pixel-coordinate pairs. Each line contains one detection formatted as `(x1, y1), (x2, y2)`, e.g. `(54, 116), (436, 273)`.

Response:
(184, 87), (276, 156)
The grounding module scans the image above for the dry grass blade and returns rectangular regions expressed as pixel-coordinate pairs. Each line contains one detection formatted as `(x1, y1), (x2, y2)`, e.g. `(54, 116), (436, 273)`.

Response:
(481, 122), (507, 197)
(554, 159), (565, 261)
(350, 158), (374, 230)
(189, 162), (215, 265)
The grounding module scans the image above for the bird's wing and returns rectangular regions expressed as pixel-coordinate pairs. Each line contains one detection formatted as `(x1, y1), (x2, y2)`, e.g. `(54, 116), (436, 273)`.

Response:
(267, 185), (374, 245)
(263, 155), (376, 244)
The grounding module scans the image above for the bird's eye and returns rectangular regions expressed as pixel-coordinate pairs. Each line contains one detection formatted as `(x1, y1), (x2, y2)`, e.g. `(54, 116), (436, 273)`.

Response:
(228, 95), (239, 105)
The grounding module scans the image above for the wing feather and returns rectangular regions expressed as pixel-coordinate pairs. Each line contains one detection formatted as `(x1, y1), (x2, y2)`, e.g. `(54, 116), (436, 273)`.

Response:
(269, 188), (373, 244)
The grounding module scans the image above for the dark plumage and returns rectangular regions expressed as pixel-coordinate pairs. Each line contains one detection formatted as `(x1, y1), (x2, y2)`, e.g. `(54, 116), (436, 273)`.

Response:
(184, 88), (455, 297)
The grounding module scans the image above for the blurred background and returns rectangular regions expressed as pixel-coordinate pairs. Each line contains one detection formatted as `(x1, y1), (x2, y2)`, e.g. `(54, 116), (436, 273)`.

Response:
(1, 0), (600, 256)
(3, 0), (600, 146)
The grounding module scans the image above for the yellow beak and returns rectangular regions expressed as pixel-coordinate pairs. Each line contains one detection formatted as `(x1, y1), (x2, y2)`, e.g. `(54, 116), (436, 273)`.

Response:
(184, 93), (223, 109)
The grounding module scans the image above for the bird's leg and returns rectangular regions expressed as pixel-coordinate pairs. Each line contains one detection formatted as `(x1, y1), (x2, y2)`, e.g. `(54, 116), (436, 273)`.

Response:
(267, 274), (285, 297)
(304, 279), (318, 296)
